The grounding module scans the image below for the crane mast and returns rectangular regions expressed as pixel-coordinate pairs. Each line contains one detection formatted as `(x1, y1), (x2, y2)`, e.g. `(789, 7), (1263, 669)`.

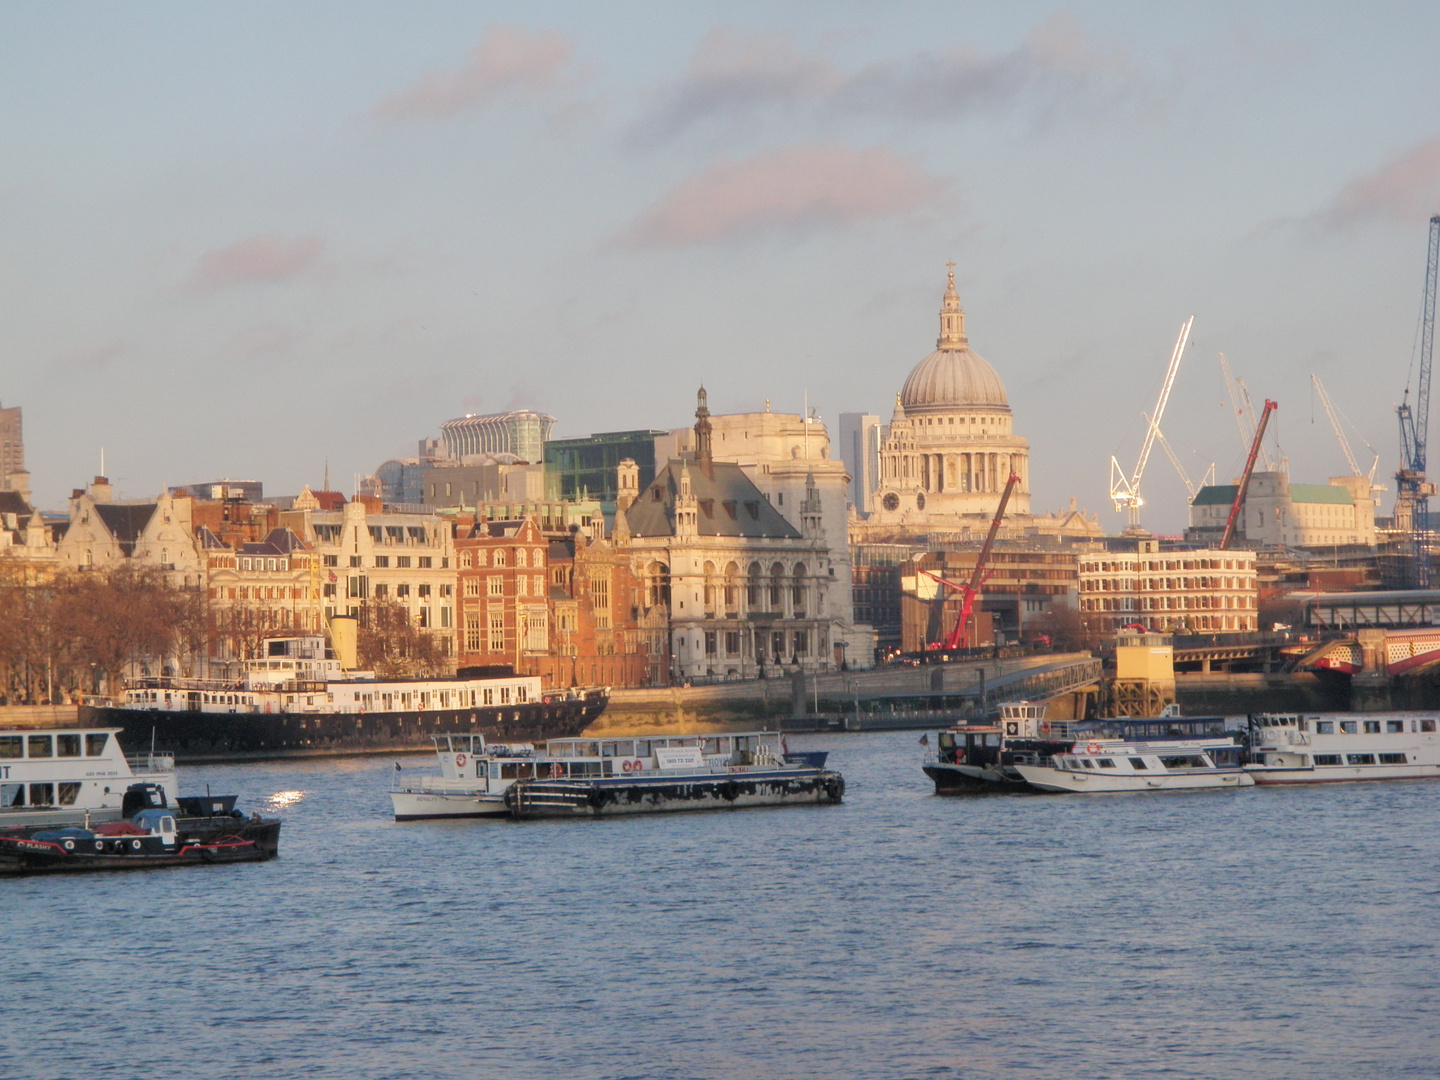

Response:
(1220, 399), (1278, 550)
(919, 471), (1021, 651)
(1311, 374), (1363, 477)
(1396, 214), (1440, 588)
(1110, 316), (1194, 530)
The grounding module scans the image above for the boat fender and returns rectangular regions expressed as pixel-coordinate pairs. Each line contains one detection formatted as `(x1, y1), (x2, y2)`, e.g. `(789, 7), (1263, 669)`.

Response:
(1039, 721), (1051, 736)
(456, 753), (467, 768)
(94, 840), (104, 852)
(201, 847), (215, 863)
(587, 787), (605, 810)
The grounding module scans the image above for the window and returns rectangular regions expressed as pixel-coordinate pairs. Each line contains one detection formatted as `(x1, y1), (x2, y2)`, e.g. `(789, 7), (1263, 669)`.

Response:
(1387, 720), (1405, 733)
(324, 583), (337, 598)
(1346, 754), (1376, 765)
(419, 556), (432, 569)
(1363, 721), (1381, 734)
(488, 577), (503, 596)
(418, 584), (431, 598)
(85, 733), (107, 756)
(1097, 759), (1117, 768)
(464, 578), (480, 597)
(465, 613), (482, 652)
(1340, 721), (1357, 734)
(58, 782), (80, 805)
(705, 631), (717, 655)
(56, 734), (80, 757)
(1316, 721), (1334, 734)
(374, 583), (388, 598)
(374, 556), (389, 568)
(1379, 753), (1408, 764)
(396, 583), (410, 598)
(494, 550), (507, 567)
(1128, 758), (1148, 770)
(725, 631), (740, 655)
(793, 630), (808, 657)
(1313, 755), (1342, 766)
(517, 576), (528, 597)
(459, 551), (472, 569)
(323, 555), (338, 568)
(441, 607), (451, 628)
(396, 556), (411, 568)
(0, 736), (21, 758)
(1424, 720), (1437, 733)
(28, 735), (52, 758)
(489, 612), (505, 651)
(517, 549), (528, 568)
(349, 556), (362, 568)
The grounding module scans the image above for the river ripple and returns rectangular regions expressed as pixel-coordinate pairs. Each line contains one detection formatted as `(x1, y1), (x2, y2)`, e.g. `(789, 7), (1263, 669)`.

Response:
(5, 730), (1438, 1079)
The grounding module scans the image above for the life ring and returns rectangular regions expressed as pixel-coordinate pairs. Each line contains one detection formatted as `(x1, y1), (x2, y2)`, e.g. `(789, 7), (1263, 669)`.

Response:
(1039, 721), (1052, 736)
(63, 839), (75, 852)
(1086, 742), (1102, 755)
(551, 762), (565, 778)
(130, 839), (143, 851)
(456, 753), (467, 768)
(94, 840), (104, 852)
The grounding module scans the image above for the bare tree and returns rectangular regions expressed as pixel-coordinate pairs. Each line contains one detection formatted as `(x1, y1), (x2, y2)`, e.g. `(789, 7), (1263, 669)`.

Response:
(358, 597), (446, 678)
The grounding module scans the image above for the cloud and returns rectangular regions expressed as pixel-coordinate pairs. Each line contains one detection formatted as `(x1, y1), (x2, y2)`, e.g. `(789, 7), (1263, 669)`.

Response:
(53, 341), (123, 371)
(373, 26), (578, 122)
(626, 27), (838, 147)
(186, 235), (324, 290)
(629, 15), (1142, 146)
(619, 144), (946, 248)
(1317, 135), (1440, 227)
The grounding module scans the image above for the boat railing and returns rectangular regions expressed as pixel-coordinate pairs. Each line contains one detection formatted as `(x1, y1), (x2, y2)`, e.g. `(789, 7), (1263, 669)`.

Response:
(128, 753), (175, 773)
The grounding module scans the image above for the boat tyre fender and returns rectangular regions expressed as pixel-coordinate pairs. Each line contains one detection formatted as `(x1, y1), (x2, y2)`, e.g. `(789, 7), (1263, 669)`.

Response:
(131, 839), (143, 851)
(826, 776), (845, 802)
(63, 839), (75, 852)
(720, 781), (739, 802)
(201, 847), (216, 863)
(94, 840), (105, 852)
(586, 786), (605, 810)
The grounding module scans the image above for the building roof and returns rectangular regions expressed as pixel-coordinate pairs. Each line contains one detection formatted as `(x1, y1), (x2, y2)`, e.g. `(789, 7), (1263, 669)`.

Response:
(95, 503), (156, 556)
(1192, 485), (1239, 506)
(624, 458), (799, 539)
(1290, 484), (1354, 505)
(899, 268), (1009, 413)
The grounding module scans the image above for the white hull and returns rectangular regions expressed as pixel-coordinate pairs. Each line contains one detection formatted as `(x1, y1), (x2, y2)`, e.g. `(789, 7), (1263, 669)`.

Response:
(1247, 762), (1440, 785)
(1013, 763), (1253, 793)
(391, 789), (509, 820)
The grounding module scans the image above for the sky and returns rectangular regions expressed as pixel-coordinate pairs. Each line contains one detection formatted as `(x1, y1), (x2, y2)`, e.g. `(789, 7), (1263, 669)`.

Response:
(4, 2), (1440, 534)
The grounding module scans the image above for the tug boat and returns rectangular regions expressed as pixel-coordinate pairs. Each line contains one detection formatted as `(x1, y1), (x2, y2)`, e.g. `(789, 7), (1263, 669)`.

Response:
(79, 635), (608, 759)
(1244, 713), (1440, 784)
(1, 726), (179, 827)
(392, 731), (844, 821)
(922, 702), (1230, 793)
(1012, 736), (1252, 793)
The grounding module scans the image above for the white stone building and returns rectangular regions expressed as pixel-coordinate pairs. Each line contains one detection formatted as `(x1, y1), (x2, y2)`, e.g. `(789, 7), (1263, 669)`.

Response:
(1078, 540), (1258, 634)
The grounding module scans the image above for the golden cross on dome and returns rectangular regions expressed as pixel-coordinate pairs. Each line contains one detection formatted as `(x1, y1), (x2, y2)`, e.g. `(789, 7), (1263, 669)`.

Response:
(946, 260), (955, 277)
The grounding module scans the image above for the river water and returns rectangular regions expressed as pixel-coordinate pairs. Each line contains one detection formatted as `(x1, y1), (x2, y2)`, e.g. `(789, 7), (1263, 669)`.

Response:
(5, 729), (1439, 1079)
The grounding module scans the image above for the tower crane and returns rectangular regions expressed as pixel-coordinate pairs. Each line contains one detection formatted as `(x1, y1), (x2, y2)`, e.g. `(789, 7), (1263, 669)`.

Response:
(1110, 316), (1194, 531)
(1147, 413), (1215, 499)
(1311, 374), (1380, 486)
(1221, 399), (1278, 550)
(1219, 354), (1274, 470)
(918, 472), (1021, 651)
(1396, 214), (1440, 588)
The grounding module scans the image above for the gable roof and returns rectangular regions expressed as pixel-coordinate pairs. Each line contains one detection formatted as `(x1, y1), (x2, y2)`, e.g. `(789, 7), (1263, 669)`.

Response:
(624, 458), (799, 539)
(95, 503), (157, 556)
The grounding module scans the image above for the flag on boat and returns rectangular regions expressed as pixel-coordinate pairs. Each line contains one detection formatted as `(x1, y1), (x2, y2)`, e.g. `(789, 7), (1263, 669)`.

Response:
(918, 733), (929, 746)
(781, 737), (789, 755)
(394, 762), (402, 771)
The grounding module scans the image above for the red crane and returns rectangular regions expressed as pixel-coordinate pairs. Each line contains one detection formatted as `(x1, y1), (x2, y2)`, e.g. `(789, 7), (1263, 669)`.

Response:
(918, 472), (1022, 650)
(1220, 399), (1277, 550)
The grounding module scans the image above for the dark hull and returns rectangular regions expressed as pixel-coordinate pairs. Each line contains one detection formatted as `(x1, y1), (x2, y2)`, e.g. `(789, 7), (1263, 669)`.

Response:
(0, 818), (281, 876)
(503, 769), (846, 818)
(78, 690), (608, 762)
(923, 762), (1024, 794)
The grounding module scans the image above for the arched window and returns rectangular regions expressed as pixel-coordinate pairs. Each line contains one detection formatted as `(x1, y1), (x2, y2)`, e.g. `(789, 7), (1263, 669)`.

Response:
(791, 563), (806, 615)
(723, 561), (740, 613)
(747, 562), (763, 608)
(703, 561), (717, 613)
(517, 548), (528, 568)
(769, 562), (786, 609)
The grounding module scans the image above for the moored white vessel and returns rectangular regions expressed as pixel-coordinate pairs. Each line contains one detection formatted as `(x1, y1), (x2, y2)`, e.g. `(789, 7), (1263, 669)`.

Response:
(1245, 713), (1440, 784)
(1, 726), (179, 827)
(1013, 736), (1252, 793)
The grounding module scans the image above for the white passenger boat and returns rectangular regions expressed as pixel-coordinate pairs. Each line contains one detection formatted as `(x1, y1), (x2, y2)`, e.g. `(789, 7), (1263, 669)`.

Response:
(392, 731), (843, 820)
(1012, 736), (1253, 793)
(0, 727), (179, 827)
(1245, 713), (1440, 784)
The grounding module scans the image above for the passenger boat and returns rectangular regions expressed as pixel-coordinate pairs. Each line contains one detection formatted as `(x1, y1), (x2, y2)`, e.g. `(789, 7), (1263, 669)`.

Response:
(1012, 736), (1252, 793)
(1, 726), (178, 827)
(392, 731), (844, 821)
(1245, 713), (1440, 784)
(922, 702), (1230, 793)
(78, 635), (608, 760)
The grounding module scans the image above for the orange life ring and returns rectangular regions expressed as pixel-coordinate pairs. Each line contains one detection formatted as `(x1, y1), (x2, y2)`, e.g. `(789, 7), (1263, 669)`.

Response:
(1086, 742), (1102, 755)
(551, 762), (565, 778)
(455, 753), (467, 768)
(1039, 721), (1051, 736)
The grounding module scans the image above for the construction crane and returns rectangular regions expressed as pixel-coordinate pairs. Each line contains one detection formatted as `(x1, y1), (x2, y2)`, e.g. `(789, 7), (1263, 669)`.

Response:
(1219, 354), (1274, 470)
(1110, 316), (1194, 531)
(918, 472), (1021, 651)
(1396, 214), (1440, 588)
(1220, 399), (1278, 550)
(1311, 374), (1380, 486)
(1147, 412), (1215, 499)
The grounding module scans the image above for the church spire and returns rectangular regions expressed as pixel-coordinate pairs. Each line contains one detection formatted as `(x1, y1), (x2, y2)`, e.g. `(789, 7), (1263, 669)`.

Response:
(937, 260), (967, 350)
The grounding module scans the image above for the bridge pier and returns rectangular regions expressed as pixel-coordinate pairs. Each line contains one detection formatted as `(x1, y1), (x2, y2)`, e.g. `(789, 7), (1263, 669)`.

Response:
(1353, 629), (1393, 713)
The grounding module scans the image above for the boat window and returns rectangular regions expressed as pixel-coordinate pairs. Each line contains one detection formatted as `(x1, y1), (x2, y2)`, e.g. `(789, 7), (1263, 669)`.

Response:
(55, 734), (81, 757)
(1298, 718), (1309, 732)
(1379, 753), (1408, 764)
(27, 735), (52, 758)
(1346, 754), (1375, 765)
(1128, 757), (1148, 770)
(1097, 759), (1117, 768)
(2, 783), (22, 806)
(635, 741), (651, 756)
(490, 763), (502, 780)
(1387, 721), (1405, 733)
(1340, 721), (1357, 734)
(0, 736), (21, 759)
(86, 733), (108, 756)
(1423, 720), (1437, 733)
(1159, 757), (1194, 769)
(58, 783), (80, 805)
(1363, 721), (1381, 734)
(28, 783), (53, 806)
(1313, 755), (1341, 765)
(1081, 759), (1095, 769)
(1315, 721), (1334, 734)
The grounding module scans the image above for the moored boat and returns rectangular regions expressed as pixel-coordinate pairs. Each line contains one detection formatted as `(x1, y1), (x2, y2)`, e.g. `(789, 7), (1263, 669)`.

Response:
(79, 634), (608, 760)
(1013, 736), (1252, 793)
(1, 726), (178, 827)
(392, 731), (844, 820)
(1245, 712), (1440, 784)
